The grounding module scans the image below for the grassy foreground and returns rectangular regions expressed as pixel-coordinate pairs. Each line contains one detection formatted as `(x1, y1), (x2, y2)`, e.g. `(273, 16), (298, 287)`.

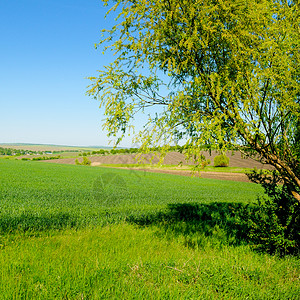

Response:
(0, 160), (299, 299)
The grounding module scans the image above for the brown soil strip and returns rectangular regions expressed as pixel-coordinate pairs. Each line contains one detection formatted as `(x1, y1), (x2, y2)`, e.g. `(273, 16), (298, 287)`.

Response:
(112, 167), (250, 182)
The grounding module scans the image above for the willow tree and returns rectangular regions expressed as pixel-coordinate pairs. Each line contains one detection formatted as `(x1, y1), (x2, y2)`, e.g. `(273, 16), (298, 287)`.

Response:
(88, 0), (300, 202)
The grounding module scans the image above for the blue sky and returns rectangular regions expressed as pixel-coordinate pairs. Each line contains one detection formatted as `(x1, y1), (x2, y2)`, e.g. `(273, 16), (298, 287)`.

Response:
(0, 0), (139, 147)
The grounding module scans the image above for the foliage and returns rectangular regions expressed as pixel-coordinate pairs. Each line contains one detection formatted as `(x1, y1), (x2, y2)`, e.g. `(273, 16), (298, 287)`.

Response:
(245, 169), (300, 256)
(0, 147), (37, 156)
(31, 155), (61, 161)
(214, 154), (229, 167)
(75, 157), (91, 165)
(247, 195), (299, 256)
(201, 158), (211, 168)
(88, 0), (300, 202)
(82, 157), (92, 165)
(0, 146), (75, 156)
(92, 149), (108, 155)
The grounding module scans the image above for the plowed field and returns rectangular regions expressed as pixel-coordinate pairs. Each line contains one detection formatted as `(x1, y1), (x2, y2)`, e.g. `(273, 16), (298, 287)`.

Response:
(47, 151), (273, 182)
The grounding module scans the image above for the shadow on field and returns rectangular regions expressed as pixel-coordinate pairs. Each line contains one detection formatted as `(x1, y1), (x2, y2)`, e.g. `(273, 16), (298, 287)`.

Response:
(127, 202), (252, 247)
(0, 212), (78, 234)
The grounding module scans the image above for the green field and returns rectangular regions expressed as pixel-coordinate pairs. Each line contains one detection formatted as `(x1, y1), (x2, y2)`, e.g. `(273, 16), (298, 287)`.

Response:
(0, 159), (299, 299)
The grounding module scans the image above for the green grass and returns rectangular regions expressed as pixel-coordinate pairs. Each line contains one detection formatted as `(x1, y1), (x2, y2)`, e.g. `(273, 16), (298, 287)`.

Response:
(0, 159), (299, 299)
(1, 224), (299, 299)
(0, 160), (262, 231)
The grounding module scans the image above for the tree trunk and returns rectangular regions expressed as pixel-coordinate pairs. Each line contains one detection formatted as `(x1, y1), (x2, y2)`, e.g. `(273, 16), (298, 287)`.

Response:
(260, 150), (300, 204)
(290, 190), (300, 203)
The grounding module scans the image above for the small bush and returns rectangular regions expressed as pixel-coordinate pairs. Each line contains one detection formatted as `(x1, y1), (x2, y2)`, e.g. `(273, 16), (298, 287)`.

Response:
(75, 157), (91, 166)
(214, 154), (229, 167)
(246, 194), (299, 256)
(82, 157), (91, 166)
(245, 169), (300, 256)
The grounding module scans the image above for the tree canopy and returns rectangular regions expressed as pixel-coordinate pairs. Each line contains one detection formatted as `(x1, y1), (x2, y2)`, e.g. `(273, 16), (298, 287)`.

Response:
(88, 0), (300, 201)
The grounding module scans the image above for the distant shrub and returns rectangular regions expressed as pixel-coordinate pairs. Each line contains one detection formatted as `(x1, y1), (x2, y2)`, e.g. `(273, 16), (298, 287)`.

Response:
(21, 157), (31, 161)
(214, 154), (229, 167)
(32, 157), (44, 161)
(129, 148), (139, 153)
(75, 157), (91, 166)
(32, 155), (61, 161)
(98, 149), (106, 155)
(82, 157), (91, 165)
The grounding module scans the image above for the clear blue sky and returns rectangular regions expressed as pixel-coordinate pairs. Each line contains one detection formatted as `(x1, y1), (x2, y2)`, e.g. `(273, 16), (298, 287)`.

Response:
(0, 0), (137, 147)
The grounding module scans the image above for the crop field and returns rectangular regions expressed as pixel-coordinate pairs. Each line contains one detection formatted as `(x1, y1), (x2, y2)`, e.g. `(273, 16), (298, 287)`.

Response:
(48, 150), (273, 169)
(0, 159), (299, 299)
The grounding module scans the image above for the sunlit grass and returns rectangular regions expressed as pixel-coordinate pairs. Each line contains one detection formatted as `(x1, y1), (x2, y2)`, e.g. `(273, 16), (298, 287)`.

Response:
(0, 160), (262, 233)
(0, 159), (298, 299)
(1, 224), (299, 299)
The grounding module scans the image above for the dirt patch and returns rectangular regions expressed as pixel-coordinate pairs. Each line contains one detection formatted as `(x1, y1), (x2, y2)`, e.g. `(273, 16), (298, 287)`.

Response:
(91, 162), (102, 166)
(111, 167), (250, 182)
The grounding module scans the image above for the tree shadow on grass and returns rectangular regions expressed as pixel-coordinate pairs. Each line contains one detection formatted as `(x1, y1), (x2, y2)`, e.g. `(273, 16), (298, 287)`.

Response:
(0, 212), (79, 234)
(127, 202), (252, 247)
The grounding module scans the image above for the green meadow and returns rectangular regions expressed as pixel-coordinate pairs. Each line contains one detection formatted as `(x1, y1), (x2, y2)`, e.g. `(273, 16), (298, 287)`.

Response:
(0, 159), (299, 299)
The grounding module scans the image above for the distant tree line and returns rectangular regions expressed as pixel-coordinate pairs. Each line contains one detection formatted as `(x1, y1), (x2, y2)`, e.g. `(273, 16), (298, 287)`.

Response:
(21, 155), (62, 161)
(0, 147), (82, 157)
(79, 145), (232, 157)
(79, 148), (141, 156)
(0, 147), (36, 156)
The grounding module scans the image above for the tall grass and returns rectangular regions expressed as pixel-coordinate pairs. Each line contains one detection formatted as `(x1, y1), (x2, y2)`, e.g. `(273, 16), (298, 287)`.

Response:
(0, 225), (299, 299)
